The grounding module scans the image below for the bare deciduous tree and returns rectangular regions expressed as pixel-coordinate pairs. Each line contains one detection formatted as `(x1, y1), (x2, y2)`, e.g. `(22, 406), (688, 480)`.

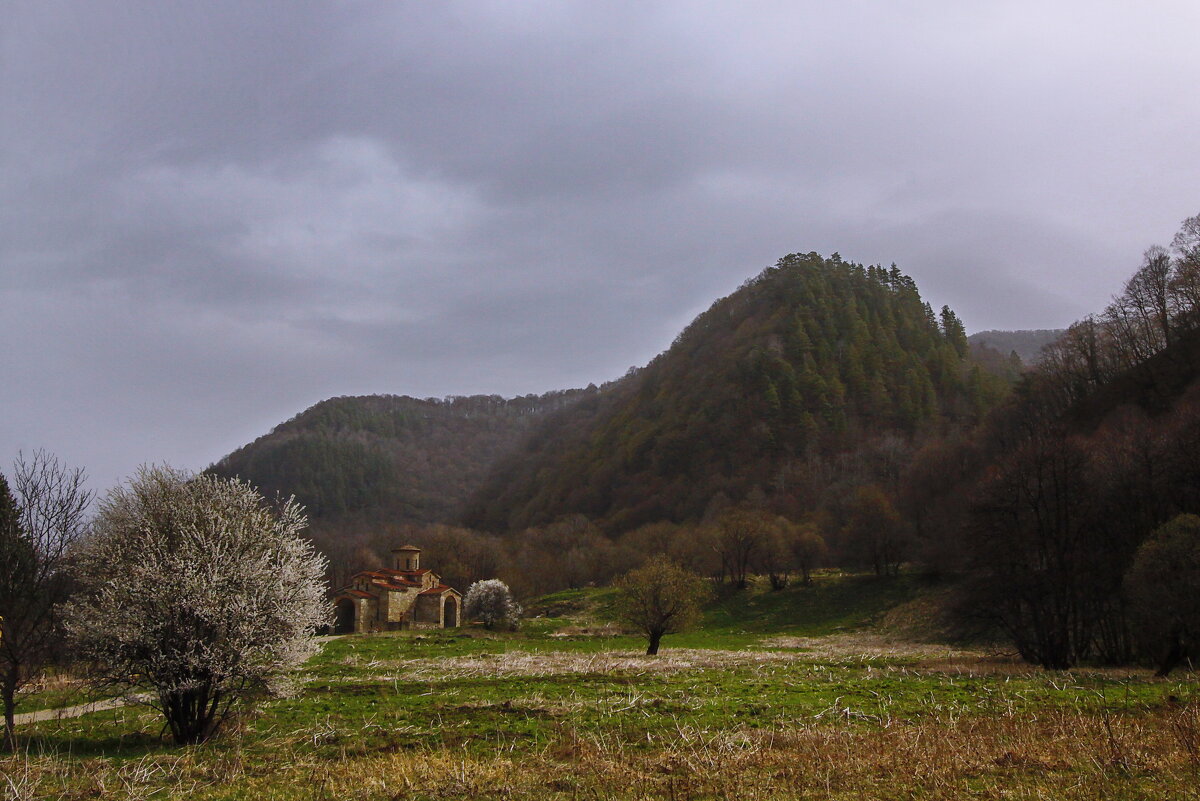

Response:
(841, 485), (908, 577)
(716, 508), (772, 589)
(0, 452), (92, 750)
(66, 467), (328, 745)
(752, 517), (791, 590)
(788, 521), (828, 586)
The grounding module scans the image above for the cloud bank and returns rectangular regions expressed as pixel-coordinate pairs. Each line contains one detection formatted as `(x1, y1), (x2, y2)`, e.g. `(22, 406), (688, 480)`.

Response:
(2, 1), (1198, 492)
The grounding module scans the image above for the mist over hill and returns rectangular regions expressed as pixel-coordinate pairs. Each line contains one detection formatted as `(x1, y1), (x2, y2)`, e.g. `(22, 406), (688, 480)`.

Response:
(967, 329), (1065, 364)
(207, 391), (591, 528)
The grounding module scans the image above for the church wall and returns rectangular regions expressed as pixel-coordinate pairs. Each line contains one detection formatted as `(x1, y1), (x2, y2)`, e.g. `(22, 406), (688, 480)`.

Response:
(413, 595), (444, 627)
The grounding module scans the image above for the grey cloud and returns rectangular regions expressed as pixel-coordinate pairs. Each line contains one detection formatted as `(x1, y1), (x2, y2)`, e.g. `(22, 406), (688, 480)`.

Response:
(2, 0), (1199, 493)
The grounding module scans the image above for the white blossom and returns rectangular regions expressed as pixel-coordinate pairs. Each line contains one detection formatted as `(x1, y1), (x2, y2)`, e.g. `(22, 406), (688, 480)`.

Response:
(462, 579), (522, 630)
(65, 466), (329, 744)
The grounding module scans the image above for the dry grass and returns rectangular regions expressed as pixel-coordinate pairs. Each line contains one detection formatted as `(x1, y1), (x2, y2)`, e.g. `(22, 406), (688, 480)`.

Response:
(343, 647), (809, 681)
(7, 630), (1198, 799)
(6, 700), (1200, 799)
(762, 632), (988, 662)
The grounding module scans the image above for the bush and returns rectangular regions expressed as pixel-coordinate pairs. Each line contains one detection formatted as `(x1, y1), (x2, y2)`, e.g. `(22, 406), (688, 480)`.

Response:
(463, 579), (522, 630)
(66, 467), (329, 744)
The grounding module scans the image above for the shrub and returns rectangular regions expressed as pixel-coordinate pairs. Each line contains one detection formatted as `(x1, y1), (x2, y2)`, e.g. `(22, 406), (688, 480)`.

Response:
(463, 579), (522, 630)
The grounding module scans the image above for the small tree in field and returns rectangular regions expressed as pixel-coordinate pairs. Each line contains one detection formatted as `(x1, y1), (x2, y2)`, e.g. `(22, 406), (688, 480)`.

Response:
(0, 453), (92, 751)
(615, 557), (710, 656)
(66, 467), (329, 745)
(463, 579), (522, 630)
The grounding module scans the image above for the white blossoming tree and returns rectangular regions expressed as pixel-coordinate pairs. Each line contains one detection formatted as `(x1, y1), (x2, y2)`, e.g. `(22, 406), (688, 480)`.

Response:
(462, 579), (522, 630)
(66, 466), (329, 745)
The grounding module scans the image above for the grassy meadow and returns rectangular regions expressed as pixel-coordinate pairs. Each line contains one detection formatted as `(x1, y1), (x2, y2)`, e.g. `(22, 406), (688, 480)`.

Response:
(4, 573), (1199, 800)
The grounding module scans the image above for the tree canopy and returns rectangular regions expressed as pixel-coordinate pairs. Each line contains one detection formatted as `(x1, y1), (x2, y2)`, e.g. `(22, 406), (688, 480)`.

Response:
(465, 253), (1004, 533)
(614, 557), (711, 655)
(67, 467), (329, 745)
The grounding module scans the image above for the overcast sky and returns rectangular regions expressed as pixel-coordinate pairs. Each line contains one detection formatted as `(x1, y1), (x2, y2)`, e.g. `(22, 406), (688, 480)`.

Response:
(3, 1), (1198, 495)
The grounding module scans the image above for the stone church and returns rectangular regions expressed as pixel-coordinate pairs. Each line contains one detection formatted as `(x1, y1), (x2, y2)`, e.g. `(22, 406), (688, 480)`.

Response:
(332, 545), (462, 634)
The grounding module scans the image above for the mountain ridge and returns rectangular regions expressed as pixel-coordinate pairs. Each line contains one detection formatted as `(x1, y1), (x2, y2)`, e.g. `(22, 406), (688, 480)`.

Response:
(211, 253), (1025, 545)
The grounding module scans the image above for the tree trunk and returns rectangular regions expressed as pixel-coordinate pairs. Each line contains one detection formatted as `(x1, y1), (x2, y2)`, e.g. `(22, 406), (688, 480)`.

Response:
(2, 666), (17, 752)
(646, 631), (663, 656)
(1, 681), (14, 748)
(163, 685), (222, 745)
(1155, 631), (1186, 678)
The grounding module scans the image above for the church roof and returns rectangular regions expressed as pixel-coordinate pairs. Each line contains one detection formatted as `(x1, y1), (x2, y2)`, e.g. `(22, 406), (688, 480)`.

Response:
(392, 544), (422, 552)
(418, 584), (458, 596)
(350, 567), (439, 593)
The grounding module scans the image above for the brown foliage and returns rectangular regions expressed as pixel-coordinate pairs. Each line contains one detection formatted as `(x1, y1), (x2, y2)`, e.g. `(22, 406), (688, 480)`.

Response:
(614, 557), (710, 655)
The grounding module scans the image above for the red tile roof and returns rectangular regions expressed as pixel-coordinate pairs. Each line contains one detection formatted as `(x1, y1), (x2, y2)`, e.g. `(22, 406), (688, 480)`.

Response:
(338, 589), (375, 599)
(418, 584), (456, 596)
(379, 568), (433, 578)
(352, 569), (425, 591)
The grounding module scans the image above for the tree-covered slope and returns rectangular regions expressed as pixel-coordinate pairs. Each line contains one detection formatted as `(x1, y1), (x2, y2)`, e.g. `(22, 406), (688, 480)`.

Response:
(967, 329), (1065, 365)
(901, 212), (1200, 669)
(207, 391), (590, 526)
(465, 253), (1005, 533)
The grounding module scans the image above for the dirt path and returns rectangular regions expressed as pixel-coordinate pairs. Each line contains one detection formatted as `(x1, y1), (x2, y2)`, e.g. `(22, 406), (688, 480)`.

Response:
(14, 639), (334, 726)
(13, 695), (149, 726)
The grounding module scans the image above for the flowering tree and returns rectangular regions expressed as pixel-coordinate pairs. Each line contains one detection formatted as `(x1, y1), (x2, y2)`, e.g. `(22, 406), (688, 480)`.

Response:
(66, 467), (329, 745)
(463, 579), (522, 630)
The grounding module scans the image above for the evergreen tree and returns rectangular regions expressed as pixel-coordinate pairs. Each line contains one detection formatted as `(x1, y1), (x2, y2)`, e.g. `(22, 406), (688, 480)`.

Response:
(940, 306), (969, 357)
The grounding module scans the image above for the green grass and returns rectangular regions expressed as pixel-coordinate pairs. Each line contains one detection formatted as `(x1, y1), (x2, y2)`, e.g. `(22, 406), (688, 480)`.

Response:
(283, 628), (1191, 757)
(526, 569), (928, 650)
(12, 682), (105, 714)
(6, 573), (1200, 799)
(689, 571), (926, 644)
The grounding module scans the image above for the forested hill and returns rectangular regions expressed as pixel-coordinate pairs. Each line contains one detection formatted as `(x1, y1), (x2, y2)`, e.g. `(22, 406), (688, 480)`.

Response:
(967, 329), (1064, 364)
(464, 252), (1008, 533)
(207, 391), (590, 526)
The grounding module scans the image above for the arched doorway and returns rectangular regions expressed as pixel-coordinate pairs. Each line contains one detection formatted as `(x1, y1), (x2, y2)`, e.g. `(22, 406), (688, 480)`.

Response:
(334, 599), (356, 634)
(444, 597), (459, 627)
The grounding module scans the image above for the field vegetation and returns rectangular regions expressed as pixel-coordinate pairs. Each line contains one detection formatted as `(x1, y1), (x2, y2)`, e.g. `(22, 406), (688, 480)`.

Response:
(4, 573), (1198, 800)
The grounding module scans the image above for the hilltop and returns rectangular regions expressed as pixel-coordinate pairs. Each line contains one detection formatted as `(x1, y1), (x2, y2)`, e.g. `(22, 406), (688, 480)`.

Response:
(465, 253), (1008, 532)
(211, 253), (1016, 566)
